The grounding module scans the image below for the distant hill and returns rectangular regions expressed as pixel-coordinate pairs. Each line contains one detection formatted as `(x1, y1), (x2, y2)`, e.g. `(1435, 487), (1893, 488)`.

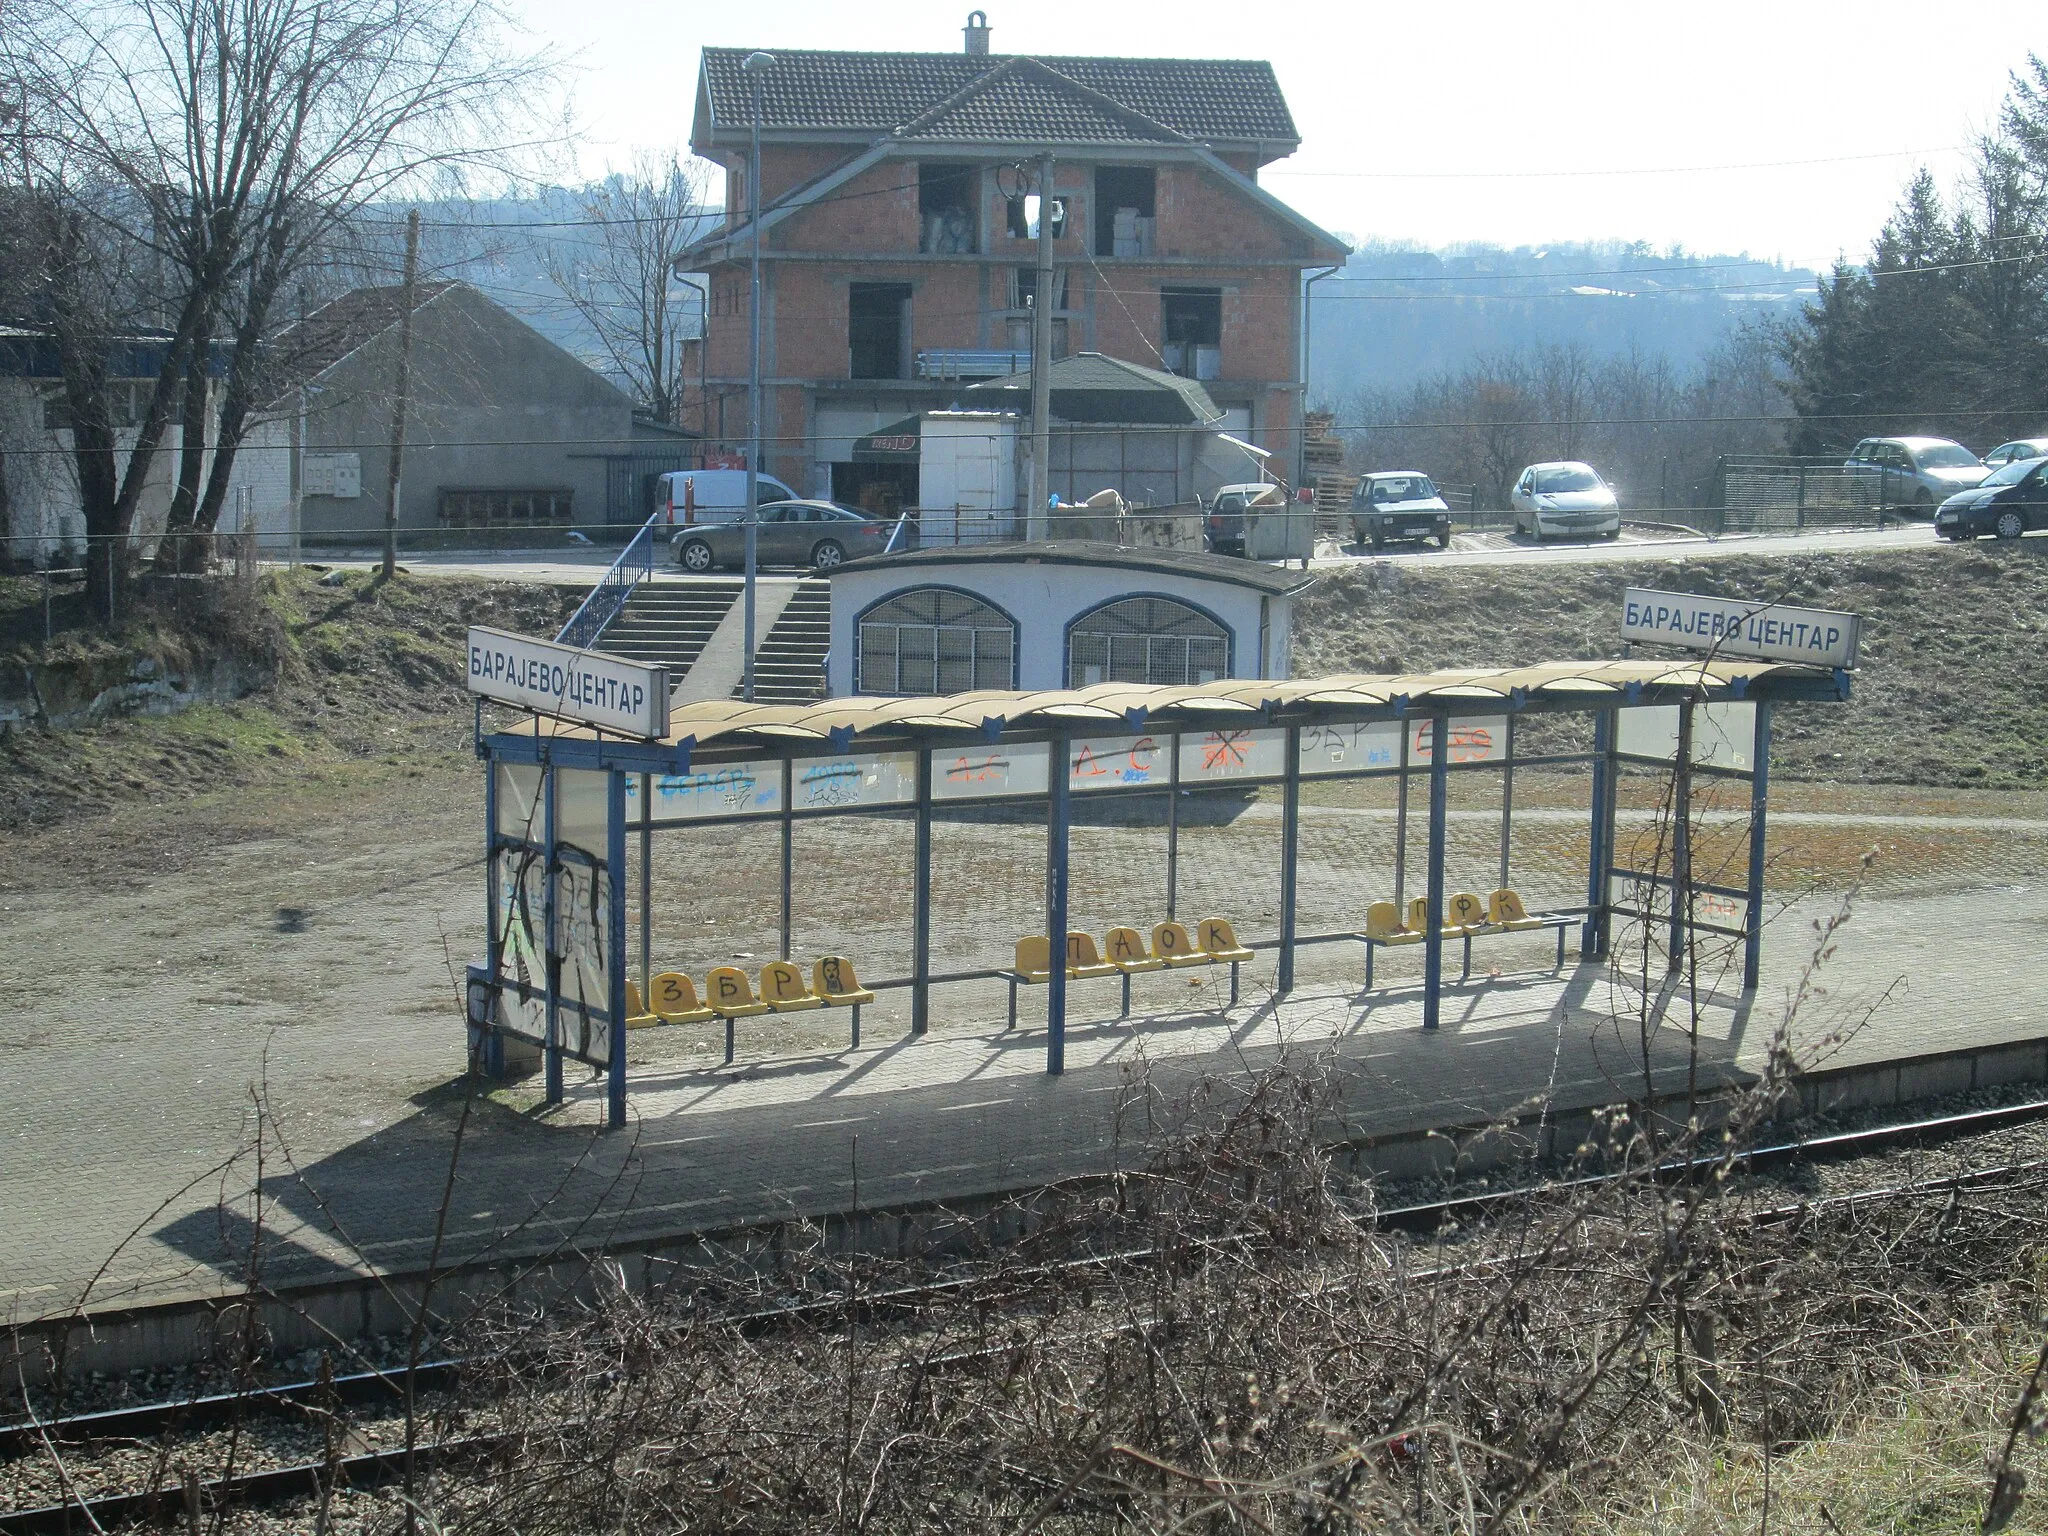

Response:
(1308, 241), (1819, 398)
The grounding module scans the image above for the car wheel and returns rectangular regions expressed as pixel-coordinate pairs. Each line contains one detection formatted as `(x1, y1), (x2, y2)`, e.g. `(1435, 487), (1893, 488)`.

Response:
(810, 539), (846, 570)
(1603, 525), (1621, 540)
(1370, 529), (1385, 553)
(1437, 528), (1452, 549)
(1915, 491), (1934, 515)
(678, 538), (713, 573)
(1996, 509), (2025, 541)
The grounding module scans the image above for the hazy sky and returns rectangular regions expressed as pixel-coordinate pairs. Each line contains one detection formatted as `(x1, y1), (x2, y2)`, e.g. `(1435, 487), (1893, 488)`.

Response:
(512, 0), (2041, 267)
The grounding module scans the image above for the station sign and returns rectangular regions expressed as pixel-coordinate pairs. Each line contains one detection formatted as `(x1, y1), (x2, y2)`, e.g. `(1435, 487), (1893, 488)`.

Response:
(466, 626), (670, 738)
(1621, 587), (1861, 669)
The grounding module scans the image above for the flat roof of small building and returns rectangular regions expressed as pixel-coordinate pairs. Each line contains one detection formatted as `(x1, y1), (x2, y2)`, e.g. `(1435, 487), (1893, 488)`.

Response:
(833, 540), (1315, 597)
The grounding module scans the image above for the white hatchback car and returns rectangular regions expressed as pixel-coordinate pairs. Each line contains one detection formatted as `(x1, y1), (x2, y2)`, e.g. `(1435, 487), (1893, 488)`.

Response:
(1511, 462), (1620, 540)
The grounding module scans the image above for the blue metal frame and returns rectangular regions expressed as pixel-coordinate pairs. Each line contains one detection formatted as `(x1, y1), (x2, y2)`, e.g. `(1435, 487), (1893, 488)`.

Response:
(1423, 715), (1450, 1031)
(606, 770), (628, 1128)
(556, 509), (662, 651)
(1046, 730), (1071, 1075)
(472, 665), (1841, 1123)
(1743, 701), (1774, 991)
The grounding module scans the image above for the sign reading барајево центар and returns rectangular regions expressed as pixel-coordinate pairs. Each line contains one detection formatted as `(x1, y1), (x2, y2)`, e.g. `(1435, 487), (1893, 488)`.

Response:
(1621, 587), (1861, 669)
(465, 626), (670, 738)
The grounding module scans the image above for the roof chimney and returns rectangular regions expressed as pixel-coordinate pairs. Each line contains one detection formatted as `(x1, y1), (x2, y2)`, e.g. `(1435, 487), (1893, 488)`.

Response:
(963, 10), (990, 55)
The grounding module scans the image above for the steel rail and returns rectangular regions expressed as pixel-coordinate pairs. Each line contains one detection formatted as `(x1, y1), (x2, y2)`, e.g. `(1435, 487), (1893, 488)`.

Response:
(8, 1093), (2047, 1531)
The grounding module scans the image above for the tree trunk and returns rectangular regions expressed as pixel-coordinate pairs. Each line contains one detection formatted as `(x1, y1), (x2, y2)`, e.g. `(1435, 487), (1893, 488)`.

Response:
(157, 341), (213, 574)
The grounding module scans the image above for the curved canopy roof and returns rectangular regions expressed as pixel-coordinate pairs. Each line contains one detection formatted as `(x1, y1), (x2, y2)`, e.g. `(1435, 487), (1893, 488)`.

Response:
(510, 657), (1844, 760)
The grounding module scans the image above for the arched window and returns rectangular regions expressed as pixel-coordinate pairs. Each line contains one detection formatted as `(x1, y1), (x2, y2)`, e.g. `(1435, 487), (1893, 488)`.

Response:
(1067, 596), (1230, 688)
(857, 587), (1017, 695)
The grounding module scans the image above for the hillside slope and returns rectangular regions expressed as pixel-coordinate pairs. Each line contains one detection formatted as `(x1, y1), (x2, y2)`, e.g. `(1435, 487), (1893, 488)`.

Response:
(1293, 545), (2048, 789)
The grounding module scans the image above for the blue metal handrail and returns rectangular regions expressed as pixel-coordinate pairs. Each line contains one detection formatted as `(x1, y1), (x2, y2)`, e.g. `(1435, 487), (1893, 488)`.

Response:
(556, 511), (662, 650)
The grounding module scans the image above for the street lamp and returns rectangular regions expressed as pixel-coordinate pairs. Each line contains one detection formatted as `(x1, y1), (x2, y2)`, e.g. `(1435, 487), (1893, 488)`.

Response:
(741, 49), (776, 702)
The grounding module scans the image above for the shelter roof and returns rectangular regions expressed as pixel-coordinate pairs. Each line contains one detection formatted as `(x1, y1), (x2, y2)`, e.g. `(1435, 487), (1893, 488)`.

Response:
(697, 47), (1298, 150)
(266, 281), (460, 396)
(512, 658), (1843, 758)
(830, 540), (1313, 595)
(966, 351), (1223, 424)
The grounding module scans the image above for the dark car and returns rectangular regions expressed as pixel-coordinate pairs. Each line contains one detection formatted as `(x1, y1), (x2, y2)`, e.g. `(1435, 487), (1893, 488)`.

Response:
(1351, 471), (1452, 550)
(1935, 454), (2048, 541)
(1203, 483), (1285, 556)
(671, 500), (912, 572)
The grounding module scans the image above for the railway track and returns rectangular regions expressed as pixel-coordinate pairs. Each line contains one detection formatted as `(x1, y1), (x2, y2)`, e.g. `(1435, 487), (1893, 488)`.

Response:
(7, 1093), (2047, 1534)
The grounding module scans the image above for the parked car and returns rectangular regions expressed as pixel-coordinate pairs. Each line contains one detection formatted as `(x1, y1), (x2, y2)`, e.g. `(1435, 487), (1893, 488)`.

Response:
(657, 468), (802, 527)
(1841, 437), (1986, 513)
(1204, 482), (1285, 556)
(1981, 437), (2048, 470)
(1510, 462), (1620, 540)
(1935, 454), (2048, 541)
(670, 500), (910, 572)
(1351, 471), (1452, 550)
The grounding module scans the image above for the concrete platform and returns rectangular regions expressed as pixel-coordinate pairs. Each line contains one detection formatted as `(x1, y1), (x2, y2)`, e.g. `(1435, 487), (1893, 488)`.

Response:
(4, 854), (2042, 1326)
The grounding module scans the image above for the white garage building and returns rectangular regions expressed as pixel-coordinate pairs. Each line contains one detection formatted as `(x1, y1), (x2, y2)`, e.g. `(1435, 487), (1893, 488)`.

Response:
(824, 542), (1313, 698)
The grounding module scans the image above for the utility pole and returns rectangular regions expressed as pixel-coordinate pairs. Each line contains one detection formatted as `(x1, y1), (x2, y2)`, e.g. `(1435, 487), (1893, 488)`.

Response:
(1027, 152), (1055, 541)
(741, 51), (776, 701)
(381, 208), (420, 581)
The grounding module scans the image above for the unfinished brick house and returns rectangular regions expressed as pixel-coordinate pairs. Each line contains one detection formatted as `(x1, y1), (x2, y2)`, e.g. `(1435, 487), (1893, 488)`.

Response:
(674, 12), (1346, 514)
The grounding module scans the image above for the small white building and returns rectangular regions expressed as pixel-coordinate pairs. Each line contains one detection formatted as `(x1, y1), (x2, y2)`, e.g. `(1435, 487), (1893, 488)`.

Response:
(824, 541), (1312, 698)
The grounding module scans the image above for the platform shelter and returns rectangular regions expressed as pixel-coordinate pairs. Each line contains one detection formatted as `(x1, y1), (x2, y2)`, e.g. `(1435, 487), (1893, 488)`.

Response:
(467, 659), (1849, 1128)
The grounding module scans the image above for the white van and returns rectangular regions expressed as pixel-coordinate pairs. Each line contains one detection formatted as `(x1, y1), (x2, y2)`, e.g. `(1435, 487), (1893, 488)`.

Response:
(657, 469), (801, 526)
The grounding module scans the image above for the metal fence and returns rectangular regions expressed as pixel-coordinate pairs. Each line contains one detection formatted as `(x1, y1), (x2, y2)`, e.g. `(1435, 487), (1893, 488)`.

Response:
(1708, 457), (1907, 533)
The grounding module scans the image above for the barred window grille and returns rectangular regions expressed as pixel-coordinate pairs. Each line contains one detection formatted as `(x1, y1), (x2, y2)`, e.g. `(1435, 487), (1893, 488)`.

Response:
(1067, 596), (1229, 688)
(857, 589), (1016, 696)
(438, 488), (575, 527)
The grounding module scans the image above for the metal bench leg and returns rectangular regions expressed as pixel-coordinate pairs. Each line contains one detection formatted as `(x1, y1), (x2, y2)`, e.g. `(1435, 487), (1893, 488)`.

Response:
(850, 1002), (861, 1050)
(1364, 941), (1376, 990)
(723, 1015), (735, 1067)
(1120, 971), (1131, 1019)
(1461, 933), (1473, 982)
(1555, 925), (1566, 971)
(1007, 980), (1016, 1032)
(1229, 960), (1239, 1007)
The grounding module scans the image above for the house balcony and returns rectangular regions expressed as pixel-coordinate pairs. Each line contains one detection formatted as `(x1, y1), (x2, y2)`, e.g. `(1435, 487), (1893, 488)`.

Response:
(915, 348), (1033, 381)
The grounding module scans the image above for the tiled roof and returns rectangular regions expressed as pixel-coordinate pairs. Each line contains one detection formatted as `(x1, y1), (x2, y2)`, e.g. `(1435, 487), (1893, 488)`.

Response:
(700, 47), (1297, 147)
(895, 58), (1186, 145)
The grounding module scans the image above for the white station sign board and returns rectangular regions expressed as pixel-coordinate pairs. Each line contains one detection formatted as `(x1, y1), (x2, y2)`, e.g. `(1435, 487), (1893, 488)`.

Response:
(1621, 587), (1861, 669)
(466, 626), (670, 738)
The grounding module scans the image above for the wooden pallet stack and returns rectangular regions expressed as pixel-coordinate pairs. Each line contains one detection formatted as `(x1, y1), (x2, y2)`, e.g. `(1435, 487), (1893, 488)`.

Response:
(1301, 412), (1354, 536)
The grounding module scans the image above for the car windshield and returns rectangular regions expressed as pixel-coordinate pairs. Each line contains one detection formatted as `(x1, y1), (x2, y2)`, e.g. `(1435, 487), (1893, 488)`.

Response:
(1371, 476), (1432, 502)
(1913, 444), (1979, 469)
(1983, 455), (2045, 487)
(1533, 467), (1601, 494)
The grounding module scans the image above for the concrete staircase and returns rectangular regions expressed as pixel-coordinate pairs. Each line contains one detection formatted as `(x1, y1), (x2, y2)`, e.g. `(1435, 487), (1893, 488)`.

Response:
(735, 580), (831, 705)
(598, 580), (742, 677)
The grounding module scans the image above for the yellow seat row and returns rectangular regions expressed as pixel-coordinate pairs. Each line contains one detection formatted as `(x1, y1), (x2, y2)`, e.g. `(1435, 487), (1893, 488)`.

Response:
(1361, 888), (1571, 987)
(1005, 918), (1256, 1026)
(625, 956), (877, 1063)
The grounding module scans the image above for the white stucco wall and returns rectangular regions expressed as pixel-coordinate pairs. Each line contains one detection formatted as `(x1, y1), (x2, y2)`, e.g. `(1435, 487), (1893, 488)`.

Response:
(826, 555), (1293, 697)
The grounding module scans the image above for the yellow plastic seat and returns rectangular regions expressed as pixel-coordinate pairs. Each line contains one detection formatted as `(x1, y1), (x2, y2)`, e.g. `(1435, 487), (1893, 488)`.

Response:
(1407, 895), (1431, 934)
(1364, 901), (1421, 944)
(1196, 917), (1254, 963)
(704, 966), (769, 1018)
(812, 956), (876, 1006)
(1150, 920), (1209, 968)
(624, 979), (661, 1029)
(1488, 888), (1549, 932)
(1104, 926), (1164, 973)
(647, 971), (714, 1025)
(1445, 891), (1489, 935)
(760, 960), (823, 1012)
(1063, 931), (1121, 979)
(1013, 935), (1055, 983)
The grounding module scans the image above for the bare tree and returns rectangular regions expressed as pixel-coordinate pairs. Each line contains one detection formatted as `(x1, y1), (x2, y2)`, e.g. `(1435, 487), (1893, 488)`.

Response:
(2, 0), (558, 584)
(543, 150), (715, 423)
